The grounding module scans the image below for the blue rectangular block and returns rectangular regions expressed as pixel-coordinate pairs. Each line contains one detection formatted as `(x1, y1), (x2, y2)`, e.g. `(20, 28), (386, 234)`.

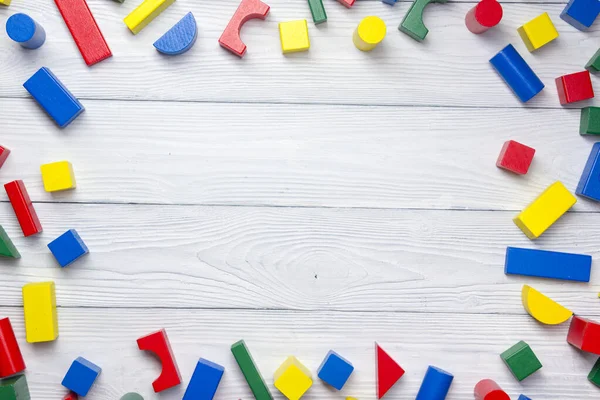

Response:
(47, 229), (88, 267)
(23, 67), (84, 128)
(183, 358), (225, 400)
(577, 142), (600, 201)
(505, 247), (592, 282)
(518, 395), (532, 400)
(560, 0), (600, 31)
(61, 357), (101, 397)
(317, 350), (354, 390)
(415, 366), (453, 400)
(382, 0), (398, 5)
(490, 44), (545, 103)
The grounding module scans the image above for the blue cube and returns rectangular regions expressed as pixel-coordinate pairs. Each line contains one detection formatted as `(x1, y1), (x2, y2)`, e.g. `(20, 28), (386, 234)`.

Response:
(560, 0), (600, 31)
(62, 357), (101, 396)
(317, 350), (354, 390)
(48, 229), (88, 267)
(183, 358), (225, 400)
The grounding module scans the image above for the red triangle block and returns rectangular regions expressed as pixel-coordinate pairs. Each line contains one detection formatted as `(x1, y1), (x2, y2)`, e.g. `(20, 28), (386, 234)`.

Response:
(376, 343), (405, 398)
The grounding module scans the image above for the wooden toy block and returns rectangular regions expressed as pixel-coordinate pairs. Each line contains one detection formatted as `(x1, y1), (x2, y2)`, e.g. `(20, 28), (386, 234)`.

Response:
(505, 247), (591, 282)
(183, 358), (224, 400)
(317, 350), (354, 390)
(61, 357), (101, 396)
(489, 44), (544, 103)
(4, 180), (43, 237)
(517, 12), (558, 52)
(586, 49), (600, 73)
(219, 0), (270, 57)
(517, 396), (532, 400)
(561, 0), (600, 31)
(63, 392), (78, 400)
(382, 0), (398, 5)
(465, 0), (502, 34)
(0, 318), (25, 378)
(399, 0), (448, 42)
(0, 0), (11, 5)
(415, 366), (453, 400)
(577, 142), (600, 201)
(48, 229), (89, 268)
(154, 12), (197, 55)
(124, 0), (175, 34)
(567, 316), (600, 354)
(347, 398), (358, 400)
(376, 343), (404, 399)
(40, 161), (76, 192)
(500, 341), (542, 381)
(336, 0), (355, 7)
(307, 0), (327, 24)
(513, 181), (576, 239)
(556, 70), (595, 105)
(589, 357), (600, 387)
(521, 285), (572, 325)
(581, 107), (600, 135)
(0, 145), (10, 168)
(353, 16), (386, 52)
(279, 20), (310, 54)
(474, 379), (509, 400)
(496, 140), (535, 175)
(0, 375), (30, 400)
(273, 356), (312, 400)
(0, 226), (20, 258)
(137, 329), (181, 392)
(22, 282), (58, 343)
(231, 340), (272, 400)
(120, 393), (143, 400)
(23, 67), (84, 128)
(5, 13), (46, 49)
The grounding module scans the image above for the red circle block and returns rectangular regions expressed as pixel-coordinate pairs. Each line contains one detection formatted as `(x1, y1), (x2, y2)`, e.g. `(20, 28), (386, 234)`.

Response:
(474, 379), (510, 400)
(465, 0), (503, 34)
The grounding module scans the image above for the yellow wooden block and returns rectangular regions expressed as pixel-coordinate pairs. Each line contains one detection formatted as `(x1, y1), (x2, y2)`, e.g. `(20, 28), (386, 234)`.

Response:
(0, 0), (11, 6)
(513, 181), (576, 239)
(40, 161), (76, 192)
(274, 356), (312, 400)
(353, 16), (386, 52)
(22, 282), (58, 343)
(346, 398), (359, 400)
(124, 0), (176, 34)
(279, 20), (310, 54)
(522, 285), (572, 325)
(517, 12), (558, 52)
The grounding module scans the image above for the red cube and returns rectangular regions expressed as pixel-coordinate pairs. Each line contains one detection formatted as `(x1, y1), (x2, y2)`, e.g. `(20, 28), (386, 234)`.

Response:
(555, 71), (595, 105)
(496, 140), (535, 175)
(0, 146), (10, 169)
(567, 316), (600, 354)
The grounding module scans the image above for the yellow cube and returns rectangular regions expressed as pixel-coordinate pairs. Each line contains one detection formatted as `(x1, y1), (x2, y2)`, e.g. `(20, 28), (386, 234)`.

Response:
(513, 181), (576, 239)
(274, 356), (312, 400)
(517, 12), (559, 52)
(22, 282), (59, 343)
(124, 0), (176, 34)
(40, 161), (76, 192)
(0, 0), (12, 5)
(279, 20), (310, 54)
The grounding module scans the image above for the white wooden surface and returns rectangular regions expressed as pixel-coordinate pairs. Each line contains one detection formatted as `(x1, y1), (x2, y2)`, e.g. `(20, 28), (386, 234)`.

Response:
(0, 0), (599, 398)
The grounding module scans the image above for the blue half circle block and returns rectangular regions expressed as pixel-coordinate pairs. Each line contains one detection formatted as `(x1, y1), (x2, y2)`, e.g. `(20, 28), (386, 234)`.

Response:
(153, 12), (198, 55)
(6, 13), (46, 49)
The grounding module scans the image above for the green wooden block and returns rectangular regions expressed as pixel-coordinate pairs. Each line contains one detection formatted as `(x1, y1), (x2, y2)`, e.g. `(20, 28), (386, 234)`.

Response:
(581, 107), (600, 135)
(231, 340), (273, 400)
(398, 0), (448, 42)
(500, 341), (542, 381)
(589, 358), (600, 387)
(0, 375), (31, 400)
(308, 0), (327, 24)
(0, 226), (20, 258)
(120, 393), (144, 400)
(112, 0), (125, 3)
(586, 49), (600, 73)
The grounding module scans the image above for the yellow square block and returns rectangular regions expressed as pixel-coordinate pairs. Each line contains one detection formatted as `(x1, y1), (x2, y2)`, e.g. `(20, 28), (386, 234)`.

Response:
(279, 20), (310, 54)
(513, 181), (576, 239)
(124, 0), (176, 34)
(517, 12), (559, 52)
(274, 356), (312, 400)
(40, 161), (76, 192)
(0, 0), (11, 5)
(22, 282), (58, 343)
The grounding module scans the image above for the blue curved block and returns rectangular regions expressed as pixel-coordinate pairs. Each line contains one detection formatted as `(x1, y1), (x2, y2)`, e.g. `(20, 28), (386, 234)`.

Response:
(415, 366), (453, 400)
(317, 350), (354, 390)
(153, 12), (198, 55)
(183, 358), (224, 400)
(6, 13), (46, 49)
(560, 0), (600, 31)
(490, 44), (544, 103)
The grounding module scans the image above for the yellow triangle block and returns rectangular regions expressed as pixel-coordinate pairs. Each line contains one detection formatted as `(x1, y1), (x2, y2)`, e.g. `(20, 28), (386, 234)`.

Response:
(521, 285), (573, 325)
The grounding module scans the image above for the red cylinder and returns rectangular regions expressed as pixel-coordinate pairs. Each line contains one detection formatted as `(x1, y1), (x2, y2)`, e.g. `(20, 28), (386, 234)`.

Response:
(0, 317), (26, 378)
(465, 0), (503, 34)
(474, 379), (510, 400)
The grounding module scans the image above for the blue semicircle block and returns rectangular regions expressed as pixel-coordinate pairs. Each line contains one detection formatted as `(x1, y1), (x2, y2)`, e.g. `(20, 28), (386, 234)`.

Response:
(153, 12), (198, 55)
(6, 13), (46, 49)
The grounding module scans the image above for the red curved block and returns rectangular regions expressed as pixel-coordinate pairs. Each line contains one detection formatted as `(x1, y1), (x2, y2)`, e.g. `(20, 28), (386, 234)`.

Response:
(0, 317), (26, 378)
(63, 391), (78, 400)
(474, 379), (510, 400)
(567, 316), (600, 354)
(465, 0), (502, 34)
(137, 329), (181, 392)
(219, 0), (270, 57)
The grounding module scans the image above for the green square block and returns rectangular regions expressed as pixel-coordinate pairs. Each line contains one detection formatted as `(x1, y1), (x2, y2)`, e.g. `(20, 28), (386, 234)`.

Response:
(500, 340), (542, 381)
(0, 226), (20, 258)
(581, 107), (600, 135)
(589, 358), (600, 387)
(0, 375), (31, 400)
(586, 49), (600, 73)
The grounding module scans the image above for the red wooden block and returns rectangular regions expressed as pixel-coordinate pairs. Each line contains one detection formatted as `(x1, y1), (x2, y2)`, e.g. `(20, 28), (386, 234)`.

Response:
(555, 71), (595, 105)
(0, 318), (26, 378)
(137, 329), (181, 392)
(474, 379), (510, 400)
(496, 140), (535, 175)
(376, 343), (405, 399)
(218, 0), (270, 57)
(0, 146), (10, 169)
(465, 0), (503, 34)
(567, 316), (600, 354)
(337, 0), (355, 7)
(54, 0), (112, 66)
(4, 180), (43, 237)
(63, 391), (78, 400)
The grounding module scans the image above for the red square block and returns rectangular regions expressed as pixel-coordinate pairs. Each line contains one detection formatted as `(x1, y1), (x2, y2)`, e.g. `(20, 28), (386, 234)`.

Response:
(567, 316), (600, 354)
(496, 140), (535, 174)
(0, 146), (10, 169)
(555, 71), (595, 105)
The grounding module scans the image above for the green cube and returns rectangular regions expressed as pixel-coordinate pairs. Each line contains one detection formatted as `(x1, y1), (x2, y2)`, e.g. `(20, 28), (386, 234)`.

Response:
(0, 375), (30, 400)
(0, 226), (20, 258)
(586, 49), (600, 73)
(500, 341), (542, 381)
(581, 107), (600, 135)
(589, 358), (600, 387)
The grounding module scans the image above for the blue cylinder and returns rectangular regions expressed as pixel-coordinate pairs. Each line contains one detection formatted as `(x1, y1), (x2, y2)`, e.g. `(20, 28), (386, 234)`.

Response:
(415, 366), (454, 400)
(489, 44), (544, 103)
(6, 13), (46, 49)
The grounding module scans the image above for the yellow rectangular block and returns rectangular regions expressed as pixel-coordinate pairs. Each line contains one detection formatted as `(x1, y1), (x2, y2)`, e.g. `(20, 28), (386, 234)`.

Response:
(22, 282), (58, 343)
(279, 20), (310, 54)
(513, 181), (576, 239)
(124, 0), (176, 34)
(517, 12), (559, 52)
(0, 0), (11, 5)
(274, 356), (312, 400)
(40, 161), (76, 192)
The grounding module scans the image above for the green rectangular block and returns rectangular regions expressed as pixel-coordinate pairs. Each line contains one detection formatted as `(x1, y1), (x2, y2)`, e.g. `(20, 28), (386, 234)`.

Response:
(0, 375), (31, 400)
(581, 107), (600, 135)
(307, 0), (327, 24)
(586, 49), (600, 73)
(589, 357), (600, 387)
(231, 340), (273, 400)
(0, 226), (20, 258)
(500, 340), (542, 381)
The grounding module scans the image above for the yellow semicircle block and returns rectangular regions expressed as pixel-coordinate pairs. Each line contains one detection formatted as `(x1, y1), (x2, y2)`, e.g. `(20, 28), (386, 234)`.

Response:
(521, 285), (573, 325)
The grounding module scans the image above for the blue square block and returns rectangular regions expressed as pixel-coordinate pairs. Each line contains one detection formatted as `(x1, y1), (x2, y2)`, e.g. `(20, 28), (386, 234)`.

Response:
(560, 0), (600, 31)
(183, 358), (225, 400)
(317, 350), (354, 390)
(48, 229), (88, 267)
(518, 395), (532, 400)
(576, 142), (600, 201)
(62, 357), (101, 396)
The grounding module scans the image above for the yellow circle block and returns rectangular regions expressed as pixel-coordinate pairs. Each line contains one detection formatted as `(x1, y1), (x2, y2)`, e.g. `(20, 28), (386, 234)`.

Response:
(353, 16), (386, 52)
(521, 285), (573, 325)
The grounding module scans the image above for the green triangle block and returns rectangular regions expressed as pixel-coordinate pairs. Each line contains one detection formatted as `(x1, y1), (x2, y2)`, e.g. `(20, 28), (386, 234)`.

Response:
(500, 340), (542, 381)
(0, 226), (20, 258)
(0, 375), (30, 400)
(589, 358), (600, 387)
(586, 49), (600, 73)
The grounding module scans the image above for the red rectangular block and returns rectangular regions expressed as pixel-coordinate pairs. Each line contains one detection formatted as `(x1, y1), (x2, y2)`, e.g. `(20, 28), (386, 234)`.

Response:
(0, 146), (10, 169)
(4, 180), (43, 237)
(567, 316), (600, 354)
(0, 317), (26, 378)
(496, 140), (535, 174)
(555, 71), (594, 105)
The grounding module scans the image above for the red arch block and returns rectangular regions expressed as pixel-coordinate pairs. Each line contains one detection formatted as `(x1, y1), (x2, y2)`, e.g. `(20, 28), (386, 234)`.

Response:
(137, 329), (181, 392)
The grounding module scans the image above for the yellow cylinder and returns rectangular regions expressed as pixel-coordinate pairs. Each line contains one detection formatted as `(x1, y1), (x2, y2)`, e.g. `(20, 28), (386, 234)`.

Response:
(353, 16), (386, 51)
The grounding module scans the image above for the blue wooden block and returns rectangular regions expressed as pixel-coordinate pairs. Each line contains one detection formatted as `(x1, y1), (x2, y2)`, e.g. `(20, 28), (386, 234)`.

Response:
(183, 358), (225, 400)
(577, 142), (600, 201)
(6, 13), (46, 49)
(505, 247), (592, 282)
(489, 44), (544, 103)
(153, 12), (198, 55)
(560, 0), (600, 31)
(23, 67), (84, 128)
(415, 366), (453, 400)
(317, 350), (354, 390)
(382, 0), (398, 5)
(518, 395), (532, 400)
(61, 357), (101, 397)
(47, 229), (88, 268)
